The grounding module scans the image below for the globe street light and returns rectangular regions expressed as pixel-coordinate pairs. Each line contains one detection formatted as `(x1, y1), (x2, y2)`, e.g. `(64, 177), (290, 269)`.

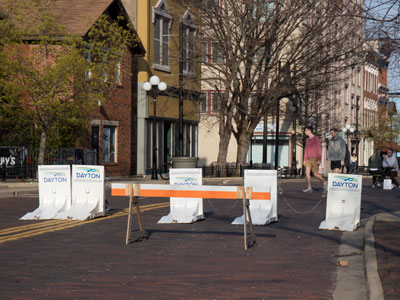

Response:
(342, 124), (355, 151)
(143, 75), (167, 180)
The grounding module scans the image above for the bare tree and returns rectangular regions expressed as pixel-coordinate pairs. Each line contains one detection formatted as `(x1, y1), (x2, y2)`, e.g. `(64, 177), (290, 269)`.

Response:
(363, 0), (400, 87)
(191, 0), (364, 169)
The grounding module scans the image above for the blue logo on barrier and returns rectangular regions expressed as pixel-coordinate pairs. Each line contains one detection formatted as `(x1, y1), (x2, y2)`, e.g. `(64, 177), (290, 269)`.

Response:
(335, 176), (357, 182)
(75, 167), (101, 179)
(43, 172), (67, 183)
(174, 177), (197, 185)
(332, 176), (359, 189)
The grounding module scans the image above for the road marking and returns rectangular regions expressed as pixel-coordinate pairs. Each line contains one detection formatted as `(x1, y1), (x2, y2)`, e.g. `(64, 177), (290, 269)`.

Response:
(0, 202), (169, 244)
(0, 219), (65, 236)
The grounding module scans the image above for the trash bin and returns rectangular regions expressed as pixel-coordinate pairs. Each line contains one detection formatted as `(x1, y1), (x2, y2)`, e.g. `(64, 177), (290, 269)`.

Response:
(172, 157), (199, 168)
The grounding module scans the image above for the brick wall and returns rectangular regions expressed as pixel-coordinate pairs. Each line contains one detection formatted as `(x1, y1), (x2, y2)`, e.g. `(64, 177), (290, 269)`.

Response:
(90, 49), (137, 177)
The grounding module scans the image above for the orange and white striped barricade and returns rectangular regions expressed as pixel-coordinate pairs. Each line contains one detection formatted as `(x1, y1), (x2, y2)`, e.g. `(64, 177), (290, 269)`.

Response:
(158, 168), (204, 224)
(232, 170), (277, 225)
(111, 183), (271, 250)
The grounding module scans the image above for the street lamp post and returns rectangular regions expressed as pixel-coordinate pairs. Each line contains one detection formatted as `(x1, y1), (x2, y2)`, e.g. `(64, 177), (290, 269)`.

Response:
(342, 124), (355, 151)
(274, 99), (280, 170)
(143, 75), (167, 180)
(355, 96), (360, 166)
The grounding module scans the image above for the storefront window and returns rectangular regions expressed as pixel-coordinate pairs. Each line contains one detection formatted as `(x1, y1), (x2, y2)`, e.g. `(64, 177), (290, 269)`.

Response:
(103, 126), (116, 163)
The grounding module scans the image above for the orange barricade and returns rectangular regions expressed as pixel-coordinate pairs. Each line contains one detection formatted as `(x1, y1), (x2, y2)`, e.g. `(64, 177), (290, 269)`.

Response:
(111, 183), (271, 250)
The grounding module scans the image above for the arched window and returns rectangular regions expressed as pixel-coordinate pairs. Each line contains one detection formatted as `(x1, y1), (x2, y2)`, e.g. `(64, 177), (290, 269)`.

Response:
(181, 9), (197, 75)
(153, 0), (172, 71)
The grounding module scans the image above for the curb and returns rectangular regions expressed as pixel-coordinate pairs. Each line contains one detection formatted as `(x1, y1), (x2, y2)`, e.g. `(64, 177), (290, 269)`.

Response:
(364, 215), (385, 300)
(0, 182), (38, 189)
(364, 211), (400, 300)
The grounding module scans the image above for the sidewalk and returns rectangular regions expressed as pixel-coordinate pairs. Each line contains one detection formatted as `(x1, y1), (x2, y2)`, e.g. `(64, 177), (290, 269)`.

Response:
(0, 180), (38, 197)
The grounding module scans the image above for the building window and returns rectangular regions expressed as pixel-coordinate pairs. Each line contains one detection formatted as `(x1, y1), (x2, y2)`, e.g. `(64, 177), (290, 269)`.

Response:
(181, 26), (195, 74)
(191, 124), (197, 157)
(203, 0), (221, 13)
(146, 121), (152, 168)
(212, 92), (224, 111)
(212, 42), (224, 64)
(181, 10), (197, 75)
(153, 0), (172, 71)
(115, 56), (122, 85)
(254, 45), (266, 62)
(249, 94), (256, 111)
(200, 93), (207, 113)
(103, 125), (117, 163)
(251, 1), (274, 22)
(173, 122), (198, 157)
(91, 125), (99, 164)
(201, 42), (208, 63)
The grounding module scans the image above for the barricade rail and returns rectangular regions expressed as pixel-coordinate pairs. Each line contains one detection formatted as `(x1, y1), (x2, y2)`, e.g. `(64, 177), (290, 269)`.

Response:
(201, 165), (299, 178)
(201, 164), (379, 178)
(111, 183), (271, 250)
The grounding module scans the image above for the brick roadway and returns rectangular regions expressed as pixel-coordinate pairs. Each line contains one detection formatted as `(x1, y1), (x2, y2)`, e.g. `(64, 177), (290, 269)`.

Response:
(0, 179), (399, 300)
(374, 221), (400, 300)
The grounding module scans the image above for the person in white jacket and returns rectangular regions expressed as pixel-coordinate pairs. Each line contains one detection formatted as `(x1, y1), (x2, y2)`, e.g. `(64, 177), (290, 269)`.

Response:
(382, 148), (399, 188)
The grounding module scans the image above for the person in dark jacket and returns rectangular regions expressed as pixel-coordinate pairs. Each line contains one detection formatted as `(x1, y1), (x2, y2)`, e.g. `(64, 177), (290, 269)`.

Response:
(328, 128), (347, 173)
(368, 149), (384, 188)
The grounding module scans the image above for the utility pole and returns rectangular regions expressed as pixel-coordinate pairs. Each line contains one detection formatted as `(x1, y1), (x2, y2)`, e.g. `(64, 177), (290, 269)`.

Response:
(263, 73), (269, 165)
(178, 21), (184, 157)
(356, 96), (360, 166)
(274, 100), (280, 170)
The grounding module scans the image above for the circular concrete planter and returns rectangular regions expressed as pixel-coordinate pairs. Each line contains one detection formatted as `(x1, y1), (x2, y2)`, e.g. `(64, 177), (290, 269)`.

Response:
(172, 157), (199, 168)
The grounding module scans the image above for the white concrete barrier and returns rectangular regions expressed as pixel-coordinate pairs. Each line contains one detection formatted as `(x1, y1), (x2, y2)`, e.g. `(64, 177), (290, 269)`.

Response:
(232, 170), (277, 225)
(55, 165), (105, 220)
(158, 168), (204, 223)
(20, 165), (71, 220)
(319, 173), (362, 231)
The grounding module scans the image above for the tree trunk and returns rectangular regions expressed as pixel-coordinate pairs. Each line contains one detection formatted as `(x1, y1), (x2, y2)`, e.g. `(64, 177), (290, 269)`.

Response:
(38, 130), (47, 165)
(236, 131), (251, 174)
(216, 124), (232, 176)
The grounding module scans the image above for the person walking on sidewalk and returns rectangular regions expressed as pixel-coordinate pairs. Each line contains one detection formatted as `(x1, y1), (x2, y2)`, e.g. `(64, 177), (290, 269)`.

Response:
(302, 126), (326, 193)
(368, 149), (384, 188)
(382, 148), (400, 189)
(328, 128), (347, 173)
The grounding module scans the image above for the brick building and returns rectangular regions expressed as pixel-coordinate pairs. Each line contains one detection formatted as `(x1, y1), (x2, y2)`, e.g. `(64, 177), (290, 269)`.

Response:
(55, 0), (146, 176)
(0, 0), (146, 177)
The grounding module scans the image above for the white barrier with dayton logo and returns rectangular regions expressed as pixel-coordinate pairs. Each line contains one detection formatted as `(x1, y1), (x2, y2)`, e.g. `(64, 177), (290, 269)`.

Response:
(20, 165), (71, 220)
(158, 168), (204, 223)
(319, 173), (362, 231)
(55, 165), (105, 220)
(232, 169), (277, 225)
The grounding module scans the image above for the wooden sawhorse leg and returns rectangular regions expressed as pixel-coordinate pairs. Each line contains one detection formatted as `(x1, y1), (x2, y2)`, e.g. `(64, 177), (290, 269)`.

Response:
(125, 185), (147, 245)
(243, 187), (256, 250)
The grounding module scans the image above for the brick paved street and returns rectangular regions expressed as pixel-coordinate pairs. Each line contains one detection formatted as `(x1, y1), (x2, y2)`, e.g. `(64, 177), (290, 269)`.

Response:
(0, 179), (399, 299)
